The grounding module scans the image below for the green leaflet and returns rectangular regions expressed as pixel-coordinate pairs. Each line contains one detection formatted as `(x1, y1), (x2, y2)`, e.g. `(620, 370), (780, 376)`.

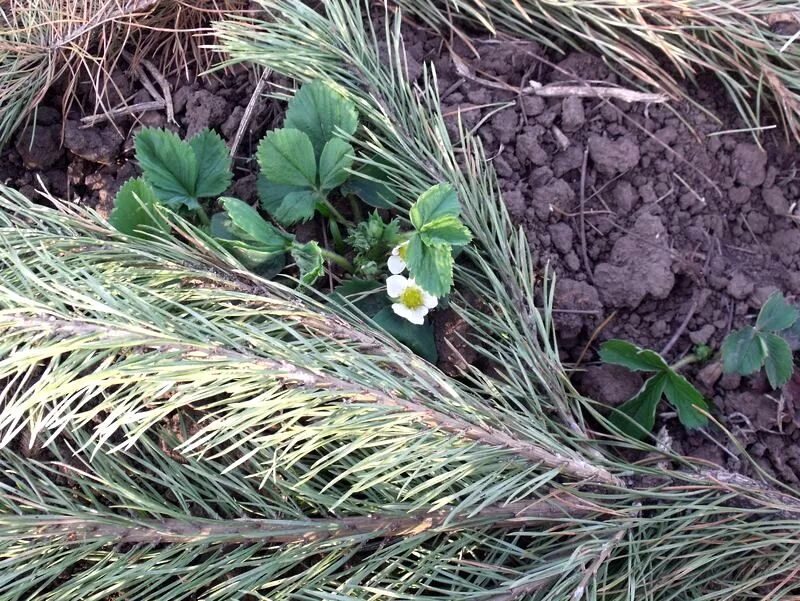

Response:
(290, 241), (325, 285)
(256, 177), (306, 216)
(600, 339), (708, 437)
(598, 340), (668, 372)
(419, 215), (472, 246)
(274, 189), (319, 225)
(756, 292), (799, 331)
(721, 327), (765, 376)
(319, 138), (354, 192)
(218, 197), (290, 250)
(763, 332), (793, 389)
(284, 80), (358, 157)
(134, 128), (231, 210)
(610, 373), (666, 440)
(403, 183), (471, 297)
(405, 235), (453, 298)
(108, 178), (168, 237)
(340, 163), (397, 209)
(331, 279), (388, 315)
(721, 292), (799, 389)
(210, 212), (286, 276)
(257, 128), (317, 188)
(663, 371), (708, 430)
(410, 183), (460, 229)
(210, 198), (291, 275)
(188, 130), (235, 199)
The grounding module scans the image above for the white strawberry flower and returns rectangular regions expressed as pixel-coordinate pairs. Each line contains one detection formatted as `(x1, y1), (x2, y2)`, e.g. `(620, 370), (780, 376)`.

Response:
(386, 274), (438, 325)
(387, 241), (409, 274)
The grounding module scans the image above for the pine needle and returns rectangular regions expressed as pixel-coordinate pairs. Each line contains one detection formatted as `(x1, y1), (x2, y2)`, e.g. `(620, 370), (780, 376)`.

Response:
(0, 1), (799, 598)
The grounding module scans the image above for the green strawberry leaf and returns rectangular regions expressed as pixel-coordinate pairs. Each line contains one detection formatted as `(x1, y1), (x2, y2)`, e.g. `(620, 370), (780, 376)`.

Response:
(410, 183), (460, 229)
(256, 128), (317, 188)
(256, 176), (306, 216)
(340, 163), (397, 209)
(663, 371), (708, 429)
(319, 138), (354, 192)
(210, 212), (287, 277)
(373, 307), (438, 363)
(609, 373), (667, 440)
(721, 327), (766, 376)
(274, 189), (319, 226)
(598, 340), (668, 372)
(290, 241), (325, 285)
(188, 129), (233, 198)
(284, 81), (358, 157)
(218, 197), (290, 250)
(781, 308), (800, 351)
(109, 177), (168, 237)
(756, 292), (799, 332)
(419, 215), (472, 246)
(135, 128), (199, 209)
(405, 234), (453, 297)
(763, 332), (794, 389)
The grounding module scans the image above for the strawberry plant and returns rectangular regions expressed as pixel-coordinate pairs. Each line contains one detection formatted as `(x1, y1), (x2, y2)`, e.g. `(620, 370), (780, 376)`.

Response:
(108, 80), (473, 361)
(599, 340), (709, 439)
(721, 291), (798, 389)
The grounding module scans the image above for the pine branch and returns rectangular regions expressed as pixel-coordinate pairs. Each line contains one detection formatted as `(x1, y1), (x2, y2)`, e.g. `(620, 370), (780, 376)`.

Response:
(2, 313), (620, 485)
(15, 498), (592, 545)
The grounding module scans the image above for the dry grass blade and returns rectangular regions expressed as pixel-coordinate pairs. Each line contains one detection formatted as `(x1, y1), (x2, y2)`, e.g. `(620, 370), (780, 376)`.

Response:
(0, 0), (251, 146)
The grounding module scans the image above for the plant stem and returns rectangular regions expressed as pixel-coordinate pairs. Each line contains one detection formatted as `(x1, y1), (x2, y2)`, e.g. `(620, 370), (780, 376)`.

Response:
(320, 248), (354, 272)
(349, 195), (363, 223)
(322, 198), (352, 228)
(195, 205), (211, 227)
(670, 354), (700, 371)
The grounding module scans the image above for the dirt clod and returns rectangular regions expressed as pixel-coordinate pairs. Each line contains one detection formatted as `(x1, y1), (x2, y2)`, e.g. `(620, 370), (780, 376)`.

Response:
(64, 120), (123, 165)
(593, 213), (674, 308)
(580, 364), (643, 408)
(15, 125), (63, 170)
(732, 142), (767, 187)
(183, 90), (229, 137)
(554, 278), (603, 339)
(588, 134), (640, 176)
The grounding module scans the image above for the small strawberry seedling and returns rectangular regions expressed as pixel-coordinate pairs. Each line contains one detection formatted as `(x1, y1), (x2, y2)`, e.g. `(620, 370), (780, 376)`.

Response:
(721, 291), (798, 389)
(256, 81), (359, 226)
(108, 80), (473, 361)
(599, 340), (709, 439)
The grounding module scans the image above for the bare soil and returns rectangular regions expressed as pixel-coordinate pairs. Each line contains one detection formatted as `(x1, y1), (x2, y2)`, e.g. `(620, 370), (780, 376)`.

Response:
(3, 22), (800, 486)
(417, 34), (800, 485)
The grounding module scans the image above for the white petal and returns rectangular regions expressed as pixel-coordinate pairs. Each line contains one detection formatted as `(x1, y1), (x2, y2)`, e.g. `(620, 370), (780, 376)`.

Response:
(386, 275), (408, 298)
(422, 292), (438, 309)
(387, 254), (406, 274)
(408, 306), (429, 325)
(392, 303), (427, 325)
(391, 303), (414, 321)
(391, 244), (402, 256)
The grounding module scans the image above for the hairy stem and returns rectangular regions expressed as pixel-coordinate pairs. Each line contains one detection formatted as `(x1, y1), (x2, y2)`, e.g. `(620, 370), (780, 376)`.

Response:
(320, 247), (353, 272)
(670, 353), (700, 371)
(320, 197), (352, 228)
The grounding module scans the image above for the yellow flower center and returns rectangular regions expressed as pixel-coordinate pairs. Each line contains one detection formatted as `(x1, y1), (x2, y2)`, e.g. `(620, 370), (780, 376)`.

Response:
(398, 243), (408, 261)
(400, 286), (424, 309)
